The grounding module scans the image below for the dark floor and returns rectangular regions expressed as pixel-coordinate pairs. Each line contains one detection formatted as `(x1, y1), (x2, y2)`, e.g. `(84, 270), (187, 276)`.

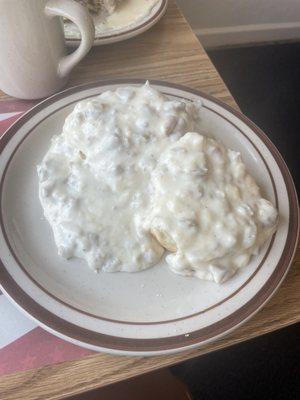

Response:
(172, 42), (300, 400)
(208, 42), (300, 191)
(172, 323), (300, 400)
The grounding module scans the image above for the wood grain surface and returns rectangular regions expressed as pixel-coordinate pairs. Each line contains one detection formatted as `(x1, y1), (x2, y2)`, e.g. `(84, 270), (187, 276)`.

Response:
(0, 1), (299, 399)
(0, 1), (235, 108)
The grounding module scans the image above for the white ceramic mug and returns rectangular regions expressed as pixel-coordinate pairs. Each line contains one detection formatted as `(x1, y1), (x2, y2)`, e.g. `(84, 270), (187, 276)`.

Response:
(0, 0), (95, 99)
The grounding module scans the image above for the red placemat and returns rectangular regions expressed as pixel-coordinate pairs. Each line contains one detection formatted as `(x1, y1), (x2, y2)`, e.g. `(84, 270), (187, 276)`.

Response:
(0, 101), (95, 377)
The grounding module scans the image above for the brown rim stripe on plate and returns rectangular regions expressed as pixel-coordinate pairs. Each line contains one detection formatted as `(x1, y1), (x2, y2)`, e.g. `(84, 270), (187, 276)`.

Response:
(66, 0), (167, 41)
(0, 79), (298, 352)
(0, 90), (278, 325)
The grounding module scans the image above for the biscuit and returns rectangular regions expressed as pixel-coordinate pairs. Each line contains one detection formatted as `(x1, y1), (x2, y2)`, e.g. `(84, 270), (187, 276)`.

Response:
(150, 227), (177, 253)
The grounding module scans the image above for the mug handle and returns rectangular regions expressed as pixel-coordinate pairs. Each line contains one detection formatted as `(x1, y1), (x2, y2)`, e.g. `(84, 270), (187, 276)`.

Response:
(45, 0), (95, 78)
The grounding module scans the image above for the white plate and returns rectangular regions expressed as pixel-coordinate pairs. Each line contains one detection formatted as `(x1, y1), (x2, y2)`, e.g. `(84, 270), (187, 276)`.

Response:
(65, 0), (168, 46)
(0, 80), (298, 356)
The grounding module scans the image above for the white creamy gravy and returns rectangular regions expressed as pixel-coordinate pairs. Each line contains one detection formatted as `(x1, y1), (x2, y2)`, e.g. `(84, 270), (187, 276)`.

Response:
(64, 0), (159, 38)
(146, 132), (278, 283)
(38, 83), (201, 272)
(38, 83), (278, 283)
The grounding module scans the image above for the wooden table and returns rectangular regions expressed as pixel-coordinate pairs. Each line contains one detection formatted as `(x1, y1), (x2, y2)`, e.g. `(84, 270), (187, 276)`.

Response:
(0, 2), (299, 399)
